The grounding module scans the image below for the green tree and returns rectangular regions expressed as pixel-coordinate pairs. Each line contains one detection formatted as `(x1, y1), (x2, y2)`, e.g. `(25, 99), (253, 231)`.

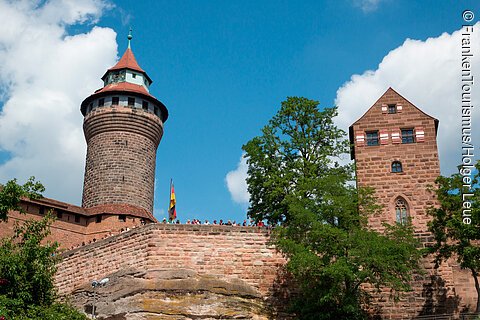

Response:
(427, 161), (480, 313)
(0, 177), (44, 222)
(243, 97), (422, 319)
(243, 97), (348, 224)
(0, 178), (87, 319)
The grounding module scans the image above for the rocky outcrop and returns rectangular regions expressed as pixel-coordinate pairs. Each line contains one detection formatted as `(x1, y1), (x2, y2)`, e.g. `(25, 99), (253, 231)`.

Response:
(68, 268), (283, 319)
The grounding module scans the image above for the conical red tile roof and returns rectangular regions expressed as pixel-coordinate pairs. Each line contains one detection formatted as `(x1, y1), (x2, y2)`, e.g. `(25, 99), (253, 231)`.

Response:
(108, 48), (145, 73)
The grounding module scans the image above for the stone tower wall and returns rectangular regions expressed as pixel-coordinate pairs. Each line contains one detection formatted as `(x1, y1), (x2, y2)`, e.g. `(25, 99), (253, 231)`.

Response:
(82, 105), (163, 213)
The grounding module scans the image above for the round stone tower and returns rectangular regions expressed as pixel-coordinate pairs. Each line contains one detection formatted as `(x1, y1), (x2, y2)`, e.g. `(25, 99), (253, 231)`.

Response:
(80, 33), (168, 214)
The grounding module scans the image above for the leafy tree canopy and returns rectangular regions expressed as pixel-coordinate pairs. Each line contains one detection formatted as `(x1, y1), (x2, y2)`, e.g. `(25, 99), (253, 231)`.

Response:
(243, 97), (422, 319)
(0, 178), (86, 319)
(243, 97), (349, 225)
(428, 161), (480, 312)
(0, 177), (44, 222)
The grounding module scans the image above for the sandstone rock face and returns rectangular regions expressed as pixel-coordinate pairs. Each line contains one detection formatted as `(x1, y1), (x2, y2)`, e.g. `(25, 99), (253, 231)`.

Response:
(69, 268), (281, 319)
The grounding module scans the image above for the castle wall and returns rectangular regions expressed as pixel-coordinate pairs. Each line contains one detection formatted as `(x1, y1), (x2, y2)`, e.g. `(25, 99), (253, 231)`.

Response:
(55, 224), (285, 297)
(54, 223), (477, 318)
(1, 210), (87, 249)
(364, 246), (478, 319)
(83, 214), (141, 244)
(0, 207), (144, 250)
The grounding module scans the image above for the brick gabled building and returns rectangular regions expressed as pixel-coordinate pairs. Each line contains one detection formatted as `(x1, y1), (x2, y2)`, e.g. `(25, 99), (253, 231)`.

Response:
(350, 88), (477, 318)
(350, 87), (440, 234)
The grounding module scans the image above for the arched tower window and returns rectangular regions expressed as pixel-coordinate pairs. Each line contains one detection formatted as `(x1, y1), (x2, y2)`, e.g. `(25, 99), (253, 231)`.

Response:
(392, 161), (402, 173)
(395, 197), (409, 224)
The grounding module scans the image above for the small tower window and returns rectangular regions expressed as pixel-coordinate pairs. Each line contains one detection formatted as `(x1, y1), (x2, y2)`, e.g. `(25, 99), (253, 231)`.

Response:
(118, 214), (126, 222)
(401, 129), (415, 144)
(142, 101), (149, 111)
(98, 98), (104, 107)
(96, 215), (102, 223)
(388, 104), (397, 114)
(395, 197), (409, 225)
(128, 97), (135, 107)
(112, 97), (119, 106)
(75, 214), (81, 223)
(154, 106), (160, 117)
(392, 161), (403, 173)
(132, 73), (137, 78)
(366, 131), (379, 146)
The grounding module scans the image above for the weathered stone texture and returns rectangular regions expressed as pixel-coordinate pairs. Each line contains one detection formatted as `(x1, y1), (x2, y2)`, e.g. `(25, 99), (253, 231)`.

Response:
(68, 268), (275, 319)
(55, 224), (286, 298)
(82, 106), (164, 213)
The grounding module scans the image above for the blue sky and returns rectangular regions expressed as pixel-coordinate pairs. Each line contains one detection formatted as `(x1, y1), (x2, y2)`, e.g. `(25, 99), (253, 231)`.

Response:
(0, 0), (478, 223)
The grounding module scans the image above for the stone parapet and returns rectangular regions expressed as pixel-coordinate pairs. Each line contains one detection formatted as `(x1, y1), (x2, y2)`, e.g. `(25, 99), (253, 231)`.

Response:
(54, 224), (286, 297)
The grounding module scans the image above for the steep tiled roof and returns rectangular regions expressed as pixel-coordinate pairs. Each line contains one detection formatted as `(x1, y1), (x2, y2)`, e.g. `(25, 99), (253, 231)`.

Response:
(108, 48), (145, 73)
(100, 47), (152, 84)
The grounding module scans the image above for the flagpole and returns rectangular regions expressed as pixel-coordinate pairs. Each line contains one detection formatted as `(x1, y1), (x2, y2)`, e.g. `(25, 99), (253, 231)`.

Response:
(168, 178), (172, 222)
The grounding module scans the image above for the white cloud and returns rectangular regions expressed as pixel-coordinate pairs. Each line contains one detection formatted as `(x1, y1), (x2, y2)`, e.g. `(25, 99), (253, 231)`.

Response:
(117, 7), (132, 27)
(352, 0), (384, 13)
(226, 24), (480, 204)
(0, 0), (117, 204)
(335, 23), (480, 176)
(225, 154), (250, 205)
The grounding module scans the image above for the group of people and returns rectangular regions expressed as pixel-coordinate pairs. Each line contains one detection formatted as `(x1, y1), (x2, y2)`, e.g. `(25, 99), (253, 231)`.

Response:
(161, 218), (267, 227)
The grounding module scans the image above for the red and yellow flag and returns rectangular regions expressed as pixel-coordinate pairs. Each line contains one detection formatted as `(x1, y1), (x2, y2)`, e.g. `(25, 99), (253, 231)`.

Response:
(168, 180), (176, 221)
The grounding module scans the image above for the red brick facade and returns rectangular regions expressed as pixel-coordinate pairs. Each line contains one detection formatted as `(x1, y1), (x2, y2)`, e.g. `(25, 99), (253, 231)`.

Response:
(350, 87), (440, 232)
(350, 88), (477, 318)
(0, 197), (151, 249)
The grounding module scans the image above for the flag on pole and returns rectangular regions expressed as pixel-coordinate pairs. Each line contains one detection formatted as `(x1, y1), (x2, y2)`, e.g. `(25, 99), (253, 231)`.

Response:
(168, 180), (176, 221)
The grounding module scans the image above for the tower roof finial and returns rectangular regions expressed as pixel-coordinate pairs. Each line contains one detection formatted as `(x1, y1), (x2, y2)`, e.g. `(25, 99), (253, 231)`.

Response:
(127, 27), (133, 49)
